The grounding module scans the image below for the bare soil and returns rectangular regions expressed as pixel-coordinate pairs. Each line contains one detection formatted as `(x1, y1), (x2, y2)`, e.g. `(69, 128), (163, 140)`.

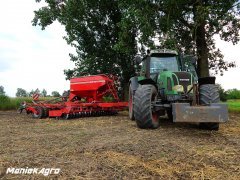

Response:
(0, 111), (239, 179)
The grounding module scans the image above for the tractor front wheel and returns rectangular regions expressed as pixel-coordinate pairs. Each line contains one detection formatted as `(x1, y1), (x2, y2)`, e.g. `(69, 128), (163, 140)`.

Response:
(199, 84), (220, 130)
(134, 85), (159, 129)
(128, 84), (135, 120)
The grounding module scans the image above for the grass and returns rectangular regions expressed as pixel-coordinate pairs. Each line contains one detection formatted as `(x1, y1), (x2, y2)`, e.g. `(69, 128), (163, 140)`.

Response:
(1, 96), (239, 113)
(227, 99), (240, 113)
(0, 96), (54, 111)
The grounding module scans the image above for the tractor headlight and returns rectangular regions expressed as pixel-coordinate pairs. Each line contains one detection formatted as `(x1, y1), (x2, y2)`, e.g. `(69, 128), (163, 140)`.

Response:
(173, 85), (184, 92)
(187, 85), (193, 93)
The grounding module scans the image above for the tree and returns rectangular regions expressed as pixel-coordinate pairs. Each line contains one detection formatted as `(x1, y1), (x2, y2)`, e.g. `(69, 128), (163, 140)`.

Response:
(35, 88), (40, 94)
(41, 89), (47, 97)
(32, 0), (136, 100)
(0, 86), (5, 95)
(118, 0), (239, 77)
(29, 88), (40, 97)
(62, 90), (70, 97)
(226, 89), (240, 99)
(29, 89), (35, 97)
(16, 88), (28, 97)
(51, 91), (60, 97)
(33, 0), (240, 82)
(216, 84), (227, 102)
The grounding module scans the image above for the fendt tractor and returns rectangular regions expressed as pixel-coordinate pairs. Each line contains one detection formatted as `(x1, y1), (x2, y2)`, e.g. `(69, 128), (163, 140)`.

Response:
(129, 49), (228, 130)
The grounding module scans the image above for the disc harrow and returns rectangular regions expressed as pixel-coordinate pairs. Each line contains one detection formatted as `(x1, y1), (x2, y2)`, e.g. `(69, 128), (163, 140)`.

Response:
(20, 74), (128, 119)
(61, 110), (117, 120)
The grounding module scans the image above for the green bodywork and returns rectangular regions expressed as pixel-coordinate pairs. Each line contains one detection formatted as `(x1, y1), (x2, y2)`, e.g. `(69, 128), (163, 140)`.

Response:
(157, 71), (179, 95)
(138, 71), (194, 95)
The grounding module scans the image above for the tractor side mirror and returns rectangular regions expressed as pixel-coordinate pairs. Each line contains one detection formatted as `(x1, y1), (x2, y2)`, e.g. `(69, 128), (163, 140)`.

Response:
(134, 56), (142, 65)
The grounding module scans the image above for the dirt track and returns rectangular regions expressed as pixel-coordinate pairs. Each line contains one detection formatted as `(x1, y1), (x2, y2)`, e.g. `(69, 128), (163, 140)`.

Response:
(0, 111), (239, 179)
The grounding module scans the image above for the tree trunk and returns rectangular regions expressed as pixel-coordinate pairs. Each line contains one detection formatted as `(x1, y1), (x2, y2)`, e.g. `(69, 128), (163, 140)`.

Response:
(121, 63), (135, 101)
(195, 23), (209, 78)
(193, 0), (209, 78)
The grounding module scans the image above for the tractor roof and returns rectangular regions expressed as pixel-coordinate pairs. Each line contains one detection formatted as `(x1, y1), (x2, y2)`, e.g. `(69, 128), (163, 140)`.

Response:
(149, 49), (178, 56)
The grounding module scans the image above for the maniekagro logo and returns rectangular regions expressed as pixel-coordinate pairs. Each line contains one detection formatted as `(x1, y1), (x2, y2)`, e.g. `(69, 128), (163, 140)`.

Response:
(6, 167), (60, 176)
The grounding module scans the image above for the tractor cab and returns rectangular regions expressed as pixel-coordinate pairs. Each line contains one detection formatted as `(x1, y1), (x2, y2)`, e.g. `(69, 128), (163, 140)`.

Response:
(137, 49), (197, 81)
(138, 50), (180, 82)
(135, 49), (197, 98)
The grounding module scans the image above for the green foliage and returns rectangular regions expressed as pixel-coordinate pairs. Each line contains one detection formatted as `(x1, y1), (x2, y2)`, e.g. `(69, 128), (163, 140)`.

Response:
(226, 89), (240, 99)
(102, 95), (114, 102)
(28, 88), (41, 97)
(29, 89), (35, 97)
(62, 90), (70, 97)
(51, 91), (60, 97)
(16, 88), (28, 97)
(0, 95), (16, 110)
(0, 95), (30, 110)
(35, 88), (40, 94)
(0, 86), (5, 95)
(33, 1), (240, 80)
(0, 96), (54, 110)
(216, 84), (240, 101)
(119, 0), (239, 77)
(33, 0), (136, 85)
(216, 84), (228, 102)
(41, 89), (47, 97)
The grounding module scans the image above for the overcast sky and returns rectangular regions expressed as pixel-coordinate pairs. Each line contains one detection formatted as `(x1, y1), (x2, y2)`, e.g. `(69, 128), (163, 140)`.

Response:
(0, 1), (240, 97)
(0, 0), (75, 97)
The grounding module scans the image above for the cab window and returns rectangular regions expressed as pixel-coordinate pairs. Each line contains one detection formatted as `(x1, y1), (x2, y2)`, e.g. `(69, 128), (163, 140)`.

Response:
(150, 56), (179, 73)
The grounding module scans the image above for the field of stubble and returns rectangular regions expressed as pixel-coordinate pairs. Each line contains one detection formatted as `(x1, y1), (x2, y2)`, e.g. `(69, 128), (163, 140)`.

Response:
(0, 111), (239, 179)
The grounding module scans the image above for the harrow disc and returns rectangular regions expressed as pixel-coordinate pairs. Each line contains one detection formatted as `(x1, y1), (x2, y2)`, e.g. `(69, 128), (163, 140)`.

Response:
(62, 114), (69, 120)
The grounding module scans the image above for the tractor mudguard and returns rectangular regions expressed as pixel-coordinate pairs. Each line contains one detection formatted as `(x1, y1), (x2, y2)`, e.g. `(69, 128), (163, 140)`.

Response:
(172, 103), (228, 123)
(129, 76), (139, 92)
(198, 76), (216, 86)
(138, 78), (158, 91)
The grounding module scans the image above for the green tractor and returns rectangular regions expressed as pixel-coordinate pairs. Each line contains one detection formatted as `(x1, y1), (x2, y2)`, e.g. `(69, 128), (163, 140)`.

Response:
(129, 49), (228, 130)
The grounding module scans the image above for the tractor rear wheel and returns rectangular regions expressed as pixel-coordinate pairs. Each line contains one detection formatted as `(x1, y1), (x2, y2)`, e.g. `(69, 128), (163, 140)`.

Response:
(134, 85), (159, 129)
(32, 106), (44, 119)
(199, 84), (220, 130)
(128, 84), (135, 120)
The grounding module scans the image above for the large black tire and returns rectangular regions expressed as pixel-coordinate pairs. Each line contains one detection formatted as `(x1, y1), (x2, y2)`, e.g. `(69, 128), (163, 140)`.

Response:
(199, 84), (220, 130)
(199, 84), (220, 105)
(134, 85), (159, 129)
(167, 109), (173, 122)
(32, 106), (44, 119)
(128, 84), (135, 120)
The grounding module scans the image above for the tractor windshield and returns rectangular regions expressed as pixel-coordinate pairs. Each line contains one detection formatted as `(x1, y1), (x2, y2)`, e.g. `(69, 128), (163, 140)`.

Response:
(150, 56), (179, 73)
